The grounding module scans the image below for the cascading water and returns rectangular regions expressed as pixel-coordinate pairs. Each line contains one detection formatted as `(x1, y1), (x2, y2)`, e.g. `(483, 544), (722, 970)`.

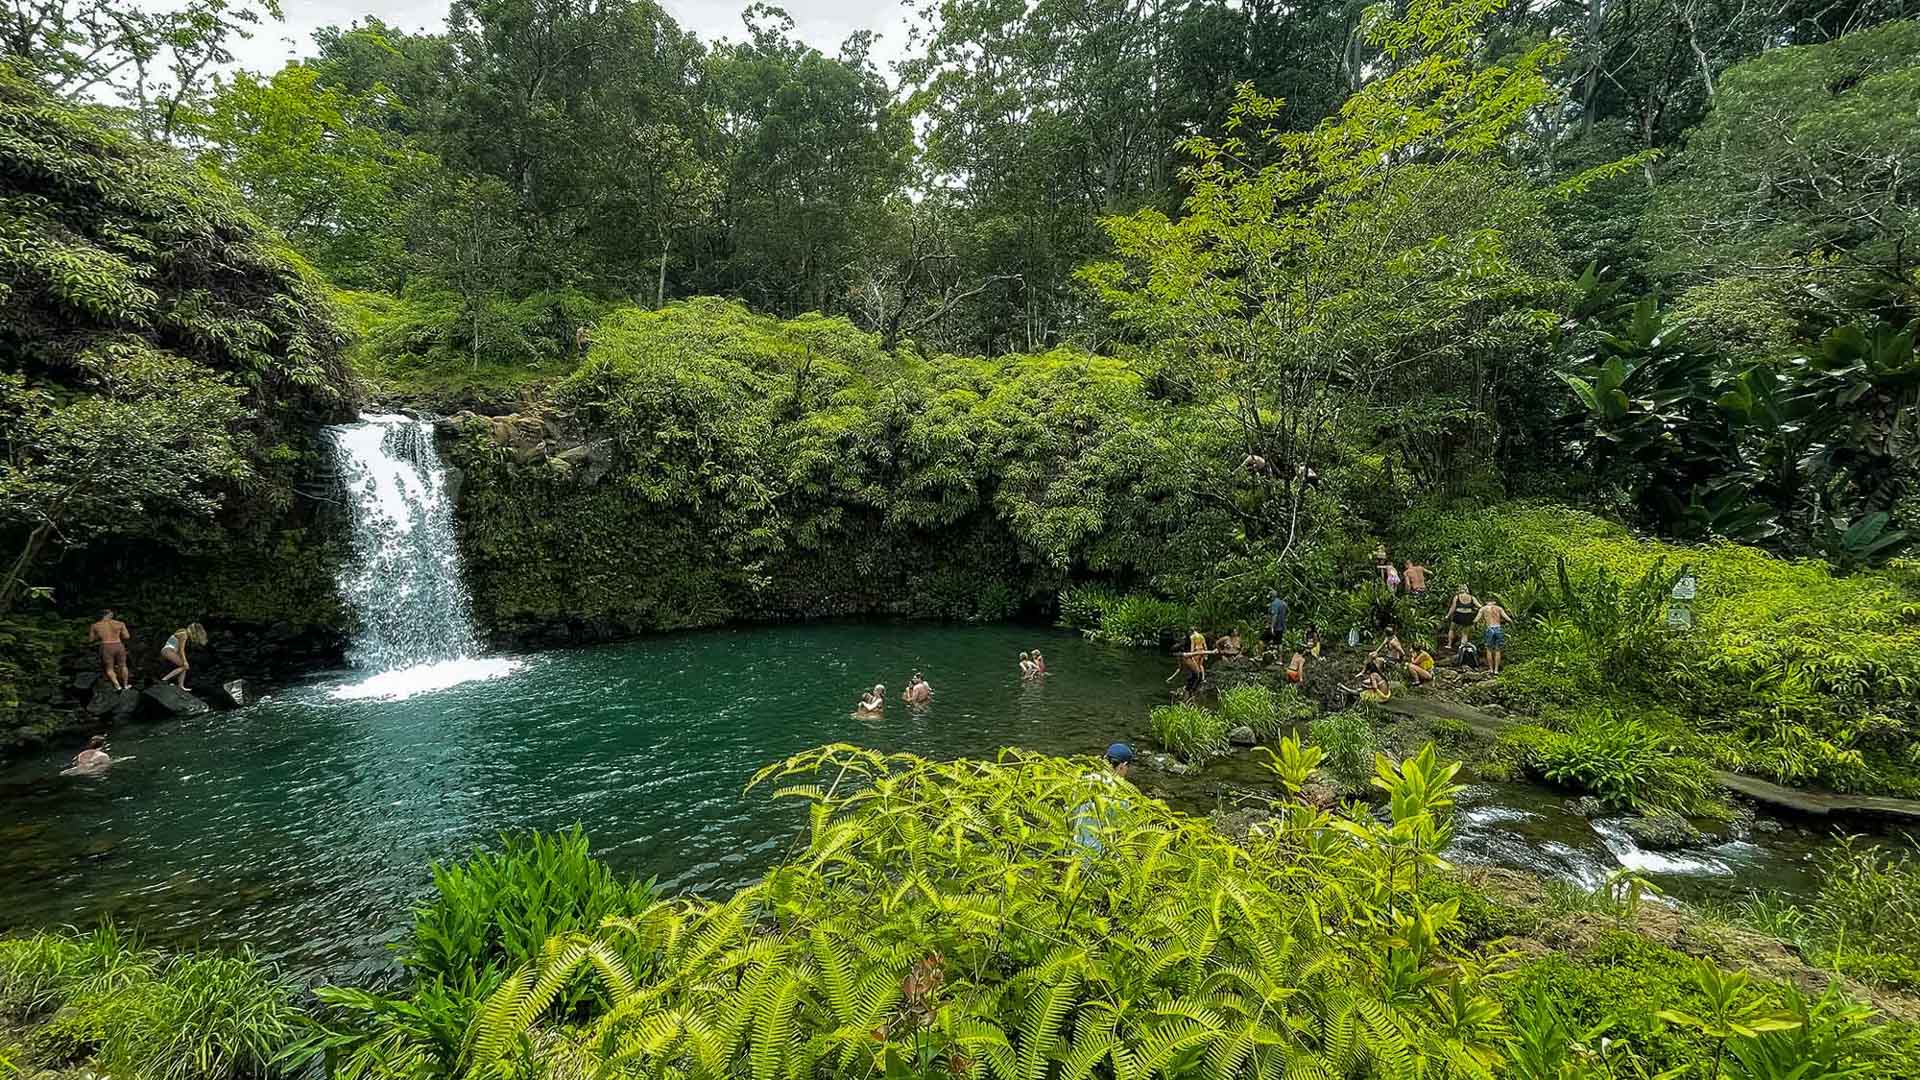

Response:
(325, 413), (515, 699)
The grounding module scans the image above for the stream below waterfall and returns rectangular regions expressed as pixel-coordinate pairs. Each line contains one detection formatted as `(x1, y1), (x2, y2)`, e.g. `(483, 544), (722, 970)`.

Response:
(0, 415), (1906, 983)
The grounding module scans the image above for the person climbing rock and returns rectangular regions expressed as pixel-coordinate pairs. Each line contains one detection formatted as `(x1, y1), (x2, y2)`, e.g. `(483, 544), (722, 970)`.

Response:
(1446, 586), (1479, 650)
(87, 609), (132, 691)
(159, 622), (207, 691)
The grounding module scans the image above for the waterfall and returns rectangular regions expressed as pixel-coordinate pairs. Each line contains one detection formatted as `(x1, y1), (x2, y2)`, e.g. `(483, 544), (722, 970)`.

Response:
(325, 413), (511, 699)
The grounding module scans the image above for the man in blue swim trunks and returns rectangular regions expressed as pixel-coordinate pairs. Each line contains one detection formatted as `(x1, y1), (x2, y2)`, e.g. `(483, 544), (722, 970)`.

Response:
(1477, 596), (1511, 674)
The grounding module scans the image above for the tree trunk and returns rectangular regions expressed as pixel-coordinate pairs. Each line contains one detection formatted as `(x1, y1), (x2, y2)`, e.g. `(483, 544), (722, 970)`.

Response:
(0, 518), (58, 615)
(656, 234), (671, 309)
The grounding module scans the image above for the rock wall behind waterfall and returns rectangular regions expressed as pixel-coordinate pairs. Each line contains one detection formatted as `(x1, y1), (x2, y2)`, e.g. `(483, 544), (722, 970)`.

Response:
(439, 410), (1054, 647)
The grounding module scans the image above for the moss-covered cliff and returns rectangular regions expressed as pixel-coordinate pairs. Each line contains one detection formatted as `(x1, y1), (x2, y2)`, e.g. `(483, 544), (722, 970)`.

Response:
(440, 299), (1281, 642)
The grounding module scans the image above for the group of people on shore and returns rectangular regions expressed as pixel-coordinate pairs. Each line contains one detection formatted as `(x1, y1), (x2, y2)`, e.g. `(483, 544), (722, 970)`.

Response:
(1168, 545), (1513, 704)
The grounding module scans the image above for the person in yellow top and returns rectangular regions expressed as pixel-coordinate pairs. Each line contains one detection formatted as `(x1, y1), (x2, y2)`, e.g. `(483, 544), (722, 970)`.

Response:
(1175, 627), (1215, 695)
(1406, 645), (1436, 686)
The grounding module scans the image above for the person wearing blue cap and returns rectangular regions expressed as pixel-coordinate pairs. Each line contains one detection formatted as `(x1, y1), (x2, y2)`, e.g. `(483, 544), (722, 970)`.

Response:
(1073, 742), (1135, 852)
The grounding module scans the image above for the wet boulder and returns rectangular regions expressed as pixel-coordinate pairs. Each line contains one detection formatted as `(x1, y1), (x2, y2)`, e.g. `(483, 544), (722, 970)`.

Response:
(85, 684), (141, 722)
(206, 679), (248, 709)
(1227, 725), (1258, 747)
(1622, 808), (1703, 851)
(141, 684), (211, 718)
(1565, 796), (1607, 819)
(70, 670), (100, 694)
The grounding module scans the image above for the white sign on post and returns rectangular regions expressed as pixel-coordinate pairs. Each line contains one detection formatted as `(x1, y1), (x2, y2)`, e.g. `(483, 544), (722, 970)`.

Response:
(1672, 575), (1697, 601)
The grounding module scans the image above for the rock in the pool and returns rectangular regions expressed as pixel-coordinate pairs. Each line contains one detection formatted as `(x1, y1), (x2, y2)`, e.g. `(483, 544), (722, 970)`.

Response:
(85, 684), (141, 722)
(1622, 808), (1702, 850)
(142, 683), (212, 718)
(208, 679), (248, 708)
(1227, 725), (1258, 747)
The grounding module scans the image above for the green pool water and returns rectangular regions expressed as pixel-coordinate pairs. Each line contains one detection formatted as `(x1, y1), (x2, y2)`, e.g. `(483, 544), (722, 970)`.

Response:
(0, 623), (1176, 979)
(0, 621), (1890, 982)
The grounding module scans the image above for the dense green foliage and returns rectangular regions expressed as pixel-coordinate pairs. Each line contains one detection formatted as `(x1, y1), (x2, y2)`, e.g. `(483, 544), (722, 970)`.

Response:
(1147, 701), (1228, 760)
(0, 68), (356, 746)
(445, 299), (1309, 637)
(429, 744), (1542, 1076)
(1724, 837), (1920, 991)
(0, 925), (308, 1080)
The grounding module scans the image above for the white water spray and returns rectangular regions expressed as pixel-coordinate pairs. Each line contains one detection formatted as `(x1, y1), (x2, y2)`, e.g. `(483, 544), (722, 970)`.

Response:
(324, 413), (514, 699)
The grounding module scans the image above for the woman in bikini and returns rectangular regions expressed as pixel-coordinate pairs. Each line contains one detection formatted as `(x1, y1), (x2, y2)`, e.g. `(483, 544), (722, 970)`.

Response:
(159, 622), (207, 691)
(1445, 587), (1479, 650)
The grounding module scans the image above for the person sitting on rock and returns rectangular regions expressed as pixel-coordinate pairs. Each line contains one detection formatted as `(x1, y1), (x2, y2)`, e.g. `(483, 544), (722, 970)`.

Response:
(1406, 644), (1436, 686)
(87, 609), (132, 692)
(1217, 630), (1242, 658)
(1346, 658), (1392, 704)
(159, 622), (207, 692)
(1373, 628), (1407, 663)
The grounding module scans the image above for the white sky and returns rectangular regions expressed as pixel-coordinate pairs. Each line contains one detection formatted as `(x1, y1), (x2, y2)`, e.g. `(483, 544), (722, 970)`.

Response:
(231, 0), (917, 77)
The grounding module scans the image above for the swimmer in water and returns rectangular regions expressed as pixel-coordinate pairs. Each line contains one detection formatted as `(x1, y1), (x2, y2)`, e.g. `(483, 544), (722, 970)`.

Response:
(64, 735), (115, 775)
(855, 684), (886, 714)
(902, 673), (934, 705)
(1018, 652), (1038, 678)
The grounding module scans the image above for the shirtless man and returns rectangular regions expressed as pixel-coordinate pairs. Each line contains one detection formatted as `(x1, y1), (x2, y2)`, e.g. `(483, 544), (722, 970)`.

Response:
(69, 735), (113, 773)
(1403, 561), (1429, 597)
(902, 673), (934, 705)
(1477, 596), (1512, 674)
(87, 610), (132, 691)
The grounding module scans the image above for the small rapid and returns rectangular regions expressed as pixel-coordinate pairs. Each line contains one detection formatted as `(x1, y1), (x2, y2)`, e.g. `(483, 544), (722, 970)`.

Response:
(324, 414), (514, 698)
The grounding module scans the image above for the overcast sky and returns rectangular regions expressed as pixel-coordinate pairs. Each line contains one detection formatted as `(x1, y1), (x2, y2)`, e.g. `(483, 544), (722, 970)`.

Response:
(230, 0), (916, 77)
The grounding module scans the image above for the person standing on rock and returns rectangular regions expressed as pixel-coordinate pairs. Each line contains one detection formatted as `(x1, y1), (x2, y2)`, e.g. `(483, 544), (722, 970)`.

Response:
(1477, 596), (1511, 675)
(159, 622), (207, 692)
(87, 610), (132, 691)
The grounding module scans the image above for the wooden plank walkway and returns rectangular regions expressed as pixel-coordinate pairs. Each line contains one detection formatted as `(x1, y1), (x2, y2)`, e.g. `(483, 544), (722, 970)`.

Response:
(1377, 694), (1920, 821)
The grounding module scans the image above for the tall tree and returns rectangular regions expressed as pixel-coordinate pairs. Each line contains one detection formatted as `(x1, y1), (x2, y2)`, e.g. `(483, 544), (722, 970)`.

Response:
(0, 0), (282, 138)
(196, 64), (440, 289)
(701, 6), (912, 316)
(437, 0), (707, 290)
(1084, 0), (1578, 556)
